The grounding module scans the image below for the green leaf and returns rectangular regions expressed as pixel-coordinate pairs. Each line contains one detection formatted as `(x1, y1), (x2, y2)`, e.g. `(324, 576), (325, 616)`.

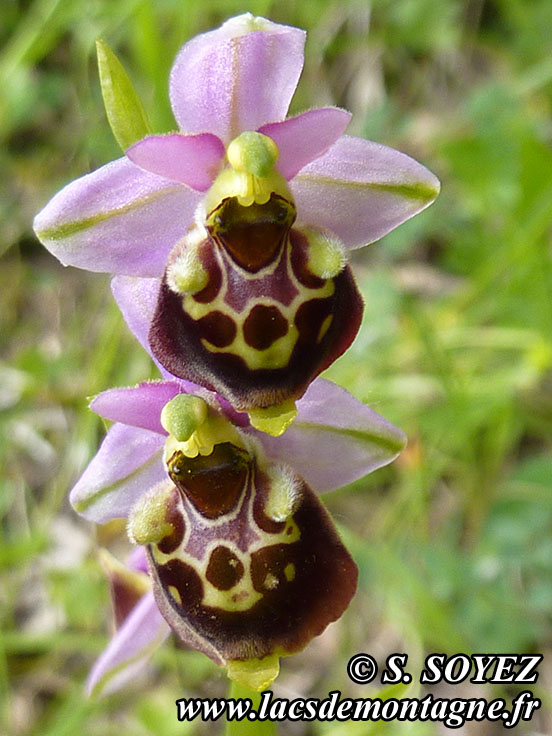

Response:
(96, 38), (152, 151)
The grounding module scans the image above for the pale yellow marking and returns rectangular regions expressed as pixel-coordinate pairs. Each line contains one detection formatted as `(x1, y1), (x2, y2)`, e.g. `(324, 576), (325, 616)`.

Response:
(151, 543), (183, 566)
(282, 518), (301, 544)
(317, 314), (333, 343)
(202, 567), (263, 612)
(284, 563), (296, 582)
(168, 585), (182, 605)
(200, 326), (299, 370)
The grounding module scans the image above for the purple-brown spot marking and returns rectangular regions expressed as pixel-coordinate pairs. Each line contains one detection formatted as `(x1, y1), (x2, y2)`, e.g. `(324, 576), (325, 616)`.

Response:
(294, 297), (333, 343)
(155, 557), (203, 611)
(197, 311), (237, 348)
(206, 546), (245, 590)
(250, 544), (293, 594)
(243, 304), (289, 350)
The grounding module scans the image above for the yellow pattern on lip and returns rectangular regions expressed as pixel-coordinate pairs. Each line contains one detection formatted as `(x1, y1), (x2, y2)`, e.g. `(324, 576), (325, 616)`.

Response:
(182, 244), (335, 372)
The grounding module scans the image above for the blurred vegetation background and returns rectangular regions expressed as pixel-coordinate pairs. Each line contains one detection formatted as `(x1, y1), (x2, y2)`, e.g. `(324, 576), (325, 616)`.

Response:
(2, 0), (552, 734)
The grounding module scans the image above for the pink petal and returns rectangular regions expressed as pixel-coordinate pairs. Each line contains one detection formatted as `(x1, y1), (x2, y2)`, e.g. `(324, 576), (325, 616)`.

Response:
(291, 135), (440, 248)
(127, 546), (148, 573)
(70, 424), (165, 523)
(126, 133), (225, 191)
(170, 14), (305, 143)
(111, 275), (161, 356)
(111, 275), (178, 380)
(90, 381), (215, 432)
(87, 591), (169, 697)
(252, 378), (406, 492)
(34, 158), (201, 276)
(90, 382), (183, 434)
(259, 107), (351, 180)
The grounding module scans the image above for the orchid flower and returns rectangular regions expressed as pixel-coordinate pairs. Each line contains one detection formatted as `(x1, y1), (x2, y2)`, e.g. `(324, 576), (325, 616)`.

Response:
(74, 370), (405, 695)
(33, 13), (439, 435)
(72, 277), (405, 693)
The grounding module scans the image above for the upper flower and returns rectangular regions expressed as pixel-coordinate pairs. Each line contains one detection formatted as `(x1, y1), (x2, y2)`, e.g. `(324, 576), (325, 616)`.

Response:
(33, 14), (439, 431)
(34, 13), (439, 275)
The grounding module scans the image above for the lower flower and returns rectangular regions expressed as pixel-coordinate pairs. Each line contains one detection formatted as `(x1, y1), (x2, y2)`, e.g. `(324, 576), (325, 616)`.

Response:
(75, 379), (405, 695)
(131, 400), (358, 689)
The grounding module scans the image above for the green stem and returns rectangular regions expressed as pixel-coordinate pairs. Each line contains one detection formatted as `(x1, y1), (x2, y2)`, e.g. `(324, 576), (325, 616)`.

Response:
(224, 680), (277, 736)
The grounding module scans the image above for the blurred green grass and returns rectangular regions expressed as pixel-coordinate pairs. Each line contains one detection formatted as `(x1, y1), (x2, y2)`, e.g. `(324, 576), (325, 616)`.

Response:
(1, 0), (552, 734)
